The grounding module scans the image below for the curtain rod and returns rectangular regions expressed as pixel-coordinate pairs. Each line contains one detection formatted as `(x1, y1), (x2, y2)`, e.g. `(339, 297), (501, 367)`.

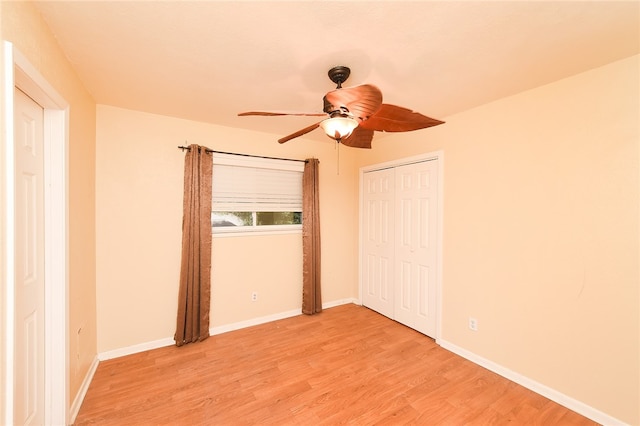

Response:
(177, 145), (214, 153)
(177, 145), (308, 163)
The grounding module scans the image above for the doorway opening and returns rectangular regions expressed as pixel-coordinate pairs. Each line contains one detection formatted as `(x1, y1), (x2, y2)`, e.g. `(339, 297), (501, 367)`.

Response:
(2, 42), (69, 425)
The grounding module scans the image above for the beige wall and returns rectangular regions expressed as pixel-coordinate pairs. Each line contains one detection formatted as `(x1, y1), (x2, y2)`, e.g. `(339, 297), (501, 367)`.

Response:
(357, 55), (639, 425)
(0, 0), (97, 413)
(95, 106), (359, 352)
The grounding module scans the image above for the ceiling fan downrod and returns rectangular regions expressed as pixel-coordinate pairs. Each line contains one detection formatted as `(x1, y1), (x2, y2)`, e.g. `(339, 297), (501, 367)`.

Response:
(327, 66), (350, 89)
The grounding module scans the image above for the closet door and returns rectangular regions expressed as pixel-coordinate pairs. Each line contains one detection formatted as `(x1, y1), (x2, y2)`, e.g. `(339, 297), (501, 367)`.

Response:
(361, 168), (395, 319)
(393, 161), (438, 337)
(361, 159), (438, 338)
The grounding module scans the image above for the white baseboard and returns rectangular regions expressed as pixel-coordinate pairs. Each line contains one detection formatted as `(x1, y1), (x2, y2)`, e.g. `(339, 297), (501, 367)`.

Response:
(98, 336), (175, 361)
(97, 298), (356, 361)
(323, 297), (358, 309)
(68, 355), (99, 424)
(209, 307), (302, 335)
(437, 339), (627, 426)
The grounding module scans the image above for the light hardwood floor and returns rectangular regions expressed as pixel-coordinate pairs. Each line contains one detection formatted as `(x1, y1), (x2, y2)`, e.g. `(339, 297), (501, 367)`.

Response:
(74, 304), (597, 425)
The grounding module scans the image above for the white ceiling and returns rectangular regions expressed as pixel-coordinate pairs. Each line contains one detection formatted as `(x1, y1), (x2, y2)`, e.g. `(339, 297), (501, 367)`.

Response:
(33, 1), (639, 142)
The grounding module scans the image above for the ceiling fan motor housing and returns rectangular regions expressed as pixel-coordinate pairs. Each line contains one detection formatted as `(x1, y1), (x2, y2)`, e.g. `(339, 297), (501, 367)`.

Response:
(323, 97), (352, 116)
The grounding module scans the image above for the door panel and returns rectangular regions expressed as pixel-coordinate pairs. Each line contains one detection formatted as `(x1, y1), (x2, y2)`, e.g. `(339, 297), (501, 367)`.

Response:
(361, 168), (395, 318)
(14, 87), (45, 425)
(393, 161), (437, 336)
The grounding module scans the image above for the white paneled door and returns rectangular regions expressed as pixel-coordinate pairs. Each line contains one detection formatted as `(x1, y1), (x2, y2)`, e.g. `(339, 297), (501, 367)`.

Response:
(362, 167), (395, 318)
(362, 159), (438, 337)
(393, 161), (438, 336)
(14, 87), (45, 425)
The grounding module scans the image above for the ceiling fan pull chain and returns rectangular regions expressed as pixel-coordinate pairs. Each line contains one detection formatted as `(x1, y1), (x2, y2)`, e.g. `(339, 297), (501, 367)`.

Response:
(336, 140), (341, 175)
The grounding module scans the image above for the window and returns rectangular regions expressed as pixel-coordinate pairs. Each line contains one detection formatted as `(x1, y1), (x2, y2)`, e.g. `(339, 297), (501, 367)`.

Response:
(212, 211), (302, 227)
(211, 153), (304, 235)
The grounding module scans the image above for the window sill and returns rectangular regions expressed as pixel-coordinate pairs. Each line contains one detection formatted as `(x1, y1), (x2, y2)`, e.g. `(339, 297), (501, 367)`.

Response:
(212, 227), (302, 238)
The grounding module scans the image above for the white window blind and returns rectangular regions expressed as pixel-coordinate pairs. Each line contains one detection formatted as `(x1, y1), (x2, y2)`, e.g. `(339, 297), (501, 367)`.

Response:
(211, 153), (304, 212)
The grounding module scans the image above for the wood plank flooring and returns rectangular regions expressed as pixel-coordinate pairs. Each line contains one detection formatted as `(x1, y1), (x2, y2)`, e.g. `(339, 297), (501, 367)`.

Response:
(74, 304), (598, 425)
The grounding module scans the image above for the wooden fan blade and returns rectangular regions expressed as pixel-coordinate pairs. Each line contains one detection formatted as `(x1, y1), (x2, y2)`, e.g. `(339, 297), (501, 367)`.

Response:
(341, 127), (374, 149)
(360, 104), (444, 132)
(238, 110), (326, 117)
(278, 122), (321, 144)
(324, 84), (383, 121)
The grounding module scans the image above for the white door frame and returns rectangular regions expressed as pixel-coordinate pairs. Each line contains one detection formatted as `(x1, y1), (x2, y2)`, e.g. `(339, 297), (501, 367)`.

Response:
(358, 150), (444, 342)
(2, 42), (69, 425)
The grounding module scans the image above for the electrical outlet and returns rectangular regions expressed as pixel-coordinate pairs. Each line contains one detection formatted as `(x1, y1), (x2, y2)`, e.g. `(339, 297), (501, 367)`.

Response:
(251, 292), (258, 302)
(468, 317), (478, 331)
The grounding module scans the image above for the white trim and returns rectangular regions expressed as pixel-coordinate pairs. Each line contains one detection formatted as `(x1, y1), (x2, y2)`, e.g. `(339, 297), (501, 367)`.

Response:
(42, 103), (69, 426)
(210, 298), (356, 336)
(358, 151), (444, 342)
(438, 339), (627, 426)
(435, 153), (444, 341)
(359, 151), (441, 173)
(322, 297), (357, 309)
(2, 41), (17, 426)
(98, 336), (176, 361)
(68, 356), (99, 425)
(209, 308), (302, 336)
(98, 299), (357, 361)
(213, 226), (302, 238)
(3, 42), (69, 426)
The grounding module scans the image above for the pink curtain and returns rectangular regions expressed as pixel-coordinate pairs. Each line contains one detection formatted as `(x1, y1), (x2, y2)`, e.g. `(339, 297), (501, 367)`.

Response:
(175, 144), (213, 346)
(302, 158), (322, 314)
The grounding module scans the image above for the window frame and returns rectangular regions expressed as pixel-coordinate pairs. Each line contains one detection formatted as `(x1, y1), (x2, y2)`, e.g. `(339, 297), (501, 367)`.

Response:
(211, 153), (304, 237)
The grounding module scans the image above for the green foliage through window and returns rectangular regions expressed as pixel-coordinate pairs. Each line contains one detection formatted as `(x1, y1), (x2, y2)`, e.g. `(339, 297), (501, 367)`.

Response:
(212, 211), (302, 230)
(256, 212), (301, 226)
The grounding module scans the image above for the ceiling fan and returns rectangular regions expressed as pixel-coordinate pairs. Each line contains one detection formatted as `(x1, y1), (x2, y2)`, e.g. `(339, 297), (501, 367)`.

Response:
(238, 66), (444, 149)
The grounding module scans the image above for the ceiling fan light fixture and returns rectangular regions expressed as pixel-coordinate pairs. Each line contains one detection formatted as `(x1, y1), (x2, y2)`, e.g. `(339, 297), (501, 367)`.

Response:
(319, 115), (358, 141)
